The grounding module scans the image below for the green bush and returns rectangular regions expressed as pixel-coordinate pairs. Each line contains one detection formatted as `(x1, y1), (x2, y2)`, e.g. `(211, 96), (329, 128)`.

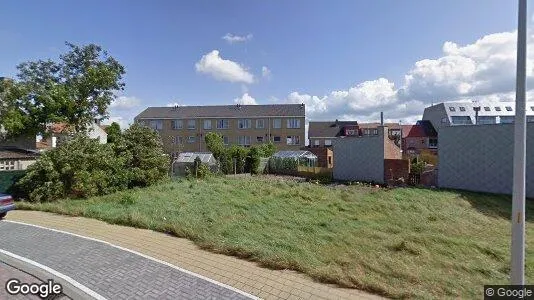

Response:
(13, 124), (169, 202)
(245, 146), (261, 174)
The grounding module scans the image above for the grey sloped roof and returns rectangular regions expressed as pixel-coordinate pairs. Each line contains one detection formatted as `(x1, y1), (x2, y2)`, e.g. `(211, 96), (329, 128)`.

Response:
(0, 147), (40, 159)
(135, 104), (305, 119)
(175, 152), (216, 164)
(308, 121), (358, 138)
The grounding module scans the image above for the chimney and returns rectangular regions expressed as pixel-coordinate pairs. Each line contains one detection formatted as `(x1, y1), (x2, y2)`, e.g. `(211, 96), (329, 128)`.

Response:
(380, 112), (384, 126)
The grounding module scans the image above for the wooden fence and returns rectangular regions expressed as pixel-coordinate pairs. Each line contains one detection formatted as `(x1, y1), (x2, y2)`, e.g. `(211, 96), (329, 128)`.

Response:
(296, 166), (333, 179)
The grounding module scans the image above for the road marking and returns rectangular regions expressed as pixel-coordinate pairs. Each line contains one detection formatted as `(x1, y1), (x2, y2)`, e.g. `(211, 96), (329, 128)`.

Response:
(4, 220), (260, 300)
(0, 248), (107, 300)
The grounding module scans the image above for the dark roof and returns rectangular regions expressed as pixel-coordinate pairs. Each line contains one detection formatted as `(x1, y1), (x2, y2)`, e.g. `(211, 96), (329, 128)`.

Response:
(402, 121), (437, 138)
(135, 104), (305, 119)
(0, 147), (40, 159)
(308, 121), (358, 138)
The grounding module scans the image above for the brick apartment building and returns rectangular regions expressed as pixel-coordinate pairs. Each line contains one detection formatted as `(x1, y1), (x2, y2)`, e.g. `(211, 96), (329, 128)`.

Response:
(134, 104), (305, 156)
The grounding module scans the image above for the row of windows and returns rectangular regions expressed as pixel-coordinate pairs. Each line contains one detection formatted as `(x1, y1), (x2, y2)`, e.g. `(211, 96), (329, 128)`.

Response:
(144, 118), (301, 131)
(445, 115), (534, 125)
(0, 160), (15, 171)
(169, 135), (301, 146)
(449, 105), (534, 113)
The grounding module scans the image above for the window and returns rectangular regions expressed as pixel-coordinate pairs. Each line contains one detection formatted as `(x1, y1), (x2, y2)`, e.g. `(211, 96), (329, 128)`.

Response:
(450, 116), (473, 125)
(500, 116), (515, 124)
(528, 116), (534, 123)
(149, 120), (163, 130)
(273, 119), (282, 129)
(222, 136), (229, 145)
(531, 106), (534, 111)
(256, 119), (265, 129)
(171, 136), (176, 144)
(373, 129), (378, 135)
(484, 106), (491, 111)
(363, 129), (370, 135)
(506, 106), (513, 112)
(325, 139), (332, 146)
(328, 156), (332, 165)
(273, 136), (281, 143)
(441, 117), (448, 124)
(459, 107), (466, 112)
(238, 136), (251, 146)
(203, 120), (212, 130)
(421, 139), (425, 144)
(0, 160), (15, 171)
(238, 119), (252, 129)
(187, 120), (196, 129)
(171, 120), (183, 130)
(187, 136), (196, 143)
(257, 136), (264, 143)
(176, 136), (183, 144)
(287, 118), (301, 129)
(429, 138), (438, 148)
(449, 107), (456, 112)
(314, 140), (320, 147)
(286, 136), (300, 145)
(477, 116), (497, 125)
(217, 119), (229, 129)
(495, 106), (502, 111)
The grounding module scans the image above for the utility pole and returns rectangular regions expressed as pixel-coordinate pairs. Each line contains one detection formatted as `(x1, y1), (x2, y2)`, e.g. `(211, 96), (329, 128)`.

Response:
(511, 0), (527, 285)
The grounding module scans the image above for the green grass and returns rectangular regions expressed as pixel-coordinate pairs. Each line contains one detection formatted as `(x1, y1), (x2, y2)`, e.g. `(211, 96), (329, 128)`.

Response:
(16, 176), (534, 299)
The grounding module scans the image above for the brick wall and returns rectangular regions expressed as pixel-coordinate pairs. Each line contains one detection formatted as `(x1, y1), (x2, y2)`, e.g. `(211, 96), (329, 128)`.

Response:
(307, 147), (333, 168)
(384, 159), (410, 182)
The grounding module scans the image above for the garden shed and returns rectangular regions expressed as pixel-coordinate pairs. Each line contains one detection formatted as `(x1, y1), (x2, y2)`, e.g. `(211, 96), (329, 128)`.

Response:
(172, 152), (218, 176)
(269, 151), (318, 174)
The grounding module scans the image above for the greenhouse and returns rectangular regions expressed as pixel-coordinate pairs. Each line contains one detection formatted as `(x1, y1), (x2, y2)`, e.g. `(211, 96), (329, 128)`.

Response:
(269, 151), (318, 174)
(172, 152), (218, 176)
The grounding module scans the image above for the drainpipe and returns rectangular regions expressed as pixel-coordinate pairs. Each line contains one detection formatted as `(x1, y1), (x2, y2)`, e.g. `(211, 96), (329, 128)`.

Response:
(380, 112), (384, 126)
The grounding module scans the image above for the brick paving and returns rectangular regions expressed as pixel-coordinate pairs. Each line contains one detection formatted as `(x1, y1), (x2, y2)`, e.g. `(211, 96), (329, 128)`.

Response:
(4, 210), (384, 300)
(0, 261), (44, 300)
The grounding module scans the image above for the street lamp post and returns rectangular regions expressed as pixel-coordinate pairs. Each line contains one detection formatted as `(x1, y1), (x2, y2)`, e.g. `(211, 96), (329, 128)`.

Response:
(511, 0), (527, 285)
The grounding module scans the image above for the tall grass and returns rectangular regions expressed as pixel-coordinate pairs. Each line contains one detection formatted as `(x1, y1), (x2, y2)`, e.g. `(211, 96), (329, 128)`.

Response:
(17, 176), (534, 299)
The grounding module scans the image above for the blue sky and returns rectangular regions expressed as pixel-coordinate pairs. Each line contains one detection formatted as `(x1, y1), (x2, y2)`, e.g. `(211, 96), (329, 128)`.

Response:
(1, 0), (532, 128)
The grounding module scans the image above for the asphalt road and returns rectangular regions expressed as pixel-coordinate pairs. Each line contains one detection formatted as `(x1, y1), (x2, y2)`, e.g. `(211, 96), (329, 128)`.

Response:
(0, 221), (255, 300)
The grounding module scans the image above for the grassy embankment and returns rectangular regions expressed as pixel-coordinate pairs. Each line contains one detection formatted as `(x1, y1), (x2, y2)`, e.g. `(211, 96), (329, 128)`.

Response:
(16, 176), (534, 299)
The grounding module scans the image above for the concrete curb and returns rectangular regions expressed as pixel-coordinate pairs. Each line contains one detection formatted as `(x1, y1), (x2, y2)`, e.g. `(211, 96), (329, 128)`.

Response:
(0, 251), (97, 300)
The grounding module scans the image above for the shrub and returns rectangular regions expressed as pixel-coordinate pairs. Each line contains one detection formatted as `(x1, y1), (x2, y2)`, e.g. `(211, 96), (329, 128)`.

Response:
(245, 146), (261, 174)
(257, 142), (276, 158)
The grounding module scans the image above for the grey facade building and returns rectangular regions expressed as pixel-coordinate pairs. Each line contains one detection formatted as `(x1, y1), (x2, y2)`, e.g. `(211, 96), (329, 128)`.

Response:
(438, 123), (534, 198)
(423, 101), (534, 133)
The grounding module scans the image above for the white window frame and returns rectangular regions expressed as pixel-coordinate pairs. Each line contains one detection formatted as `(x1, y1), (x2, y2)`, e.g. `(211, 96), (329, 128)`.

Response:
(256, 119), (265, 129)
(325, 139), (332, 146)
(286, 136), (300, 145)
(176, 136), (183, 144)
(287, 118), (301, 129)
(149, 120), (163, 130)
(187, 136), (196, 143)
(273, 119), (282, 129)
(217, 119), (229, 129)
(314, 140), (320, 147)
(187, 120), (196, 130)
(171, 120), (183, 130)
(238, 136), (251, 146)
(222, 136), (229, 145)
(203, 119), (212, 130)
(238, 119), (251, 129)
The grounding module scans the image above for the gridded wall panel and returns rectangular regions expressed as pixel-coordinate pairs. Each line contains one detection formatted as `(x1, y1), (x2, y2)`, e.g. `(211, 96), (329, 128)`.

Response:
(438, 123), (534, 198)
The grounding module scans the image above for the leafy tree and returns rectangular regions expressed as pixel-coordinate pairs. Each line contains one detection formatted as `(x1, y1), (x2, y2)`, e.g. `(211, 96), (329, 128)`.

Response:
(257, 142), (276, 157)
(230, 145), (249, 174)
(119, 124), (170, 187)
(246, 146), (261, 174)
(204, 132), (225, 159)
(105, 122), (121, 143)
(0, 42), (125, 138)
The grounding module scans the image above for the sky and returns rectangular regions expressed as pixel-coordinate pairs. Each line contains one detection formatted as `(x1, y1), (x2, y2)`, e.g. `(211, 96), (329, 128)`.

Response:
(1, 0), (534, 130)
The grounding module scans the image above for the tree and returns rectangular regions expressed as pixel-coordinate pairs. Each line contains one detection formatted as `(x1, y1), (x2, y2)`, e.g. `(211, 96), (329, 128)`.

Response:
(0, 42), (125, 138)
(204, 132), (225, 159)
(246, 146), (261, 174)
(119, 124), (170, 187)
(258, 142), (276, 157)
(105, 122), (121, 143)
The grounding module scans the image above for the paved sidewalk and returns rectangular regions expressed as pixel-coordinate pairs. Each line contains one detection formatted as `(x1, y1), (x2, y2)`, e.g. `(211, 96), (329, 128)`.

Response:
(5, 210), (384, 300)
(0, 262), (45, 300)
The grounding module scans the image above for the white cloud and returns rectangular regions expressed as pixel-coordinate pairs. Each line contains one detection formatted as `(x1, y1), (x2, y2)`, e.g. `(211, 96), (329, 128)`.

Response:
(195, 50), (254, 84)
(166, 102), (183, 107)
(234, 93), (258, 105)
(278, 29), (534, 125)
(109, 96), (141, 110)
(222, 33), (253, 44)
(262, 66), (272, 79)
(102, 116), (130, 129)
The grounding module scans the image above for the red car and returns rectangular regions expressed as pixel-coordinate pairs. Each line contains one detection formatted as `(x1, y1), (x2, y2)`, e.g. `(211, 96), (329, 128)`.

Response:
(0, 194), (15, 219)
